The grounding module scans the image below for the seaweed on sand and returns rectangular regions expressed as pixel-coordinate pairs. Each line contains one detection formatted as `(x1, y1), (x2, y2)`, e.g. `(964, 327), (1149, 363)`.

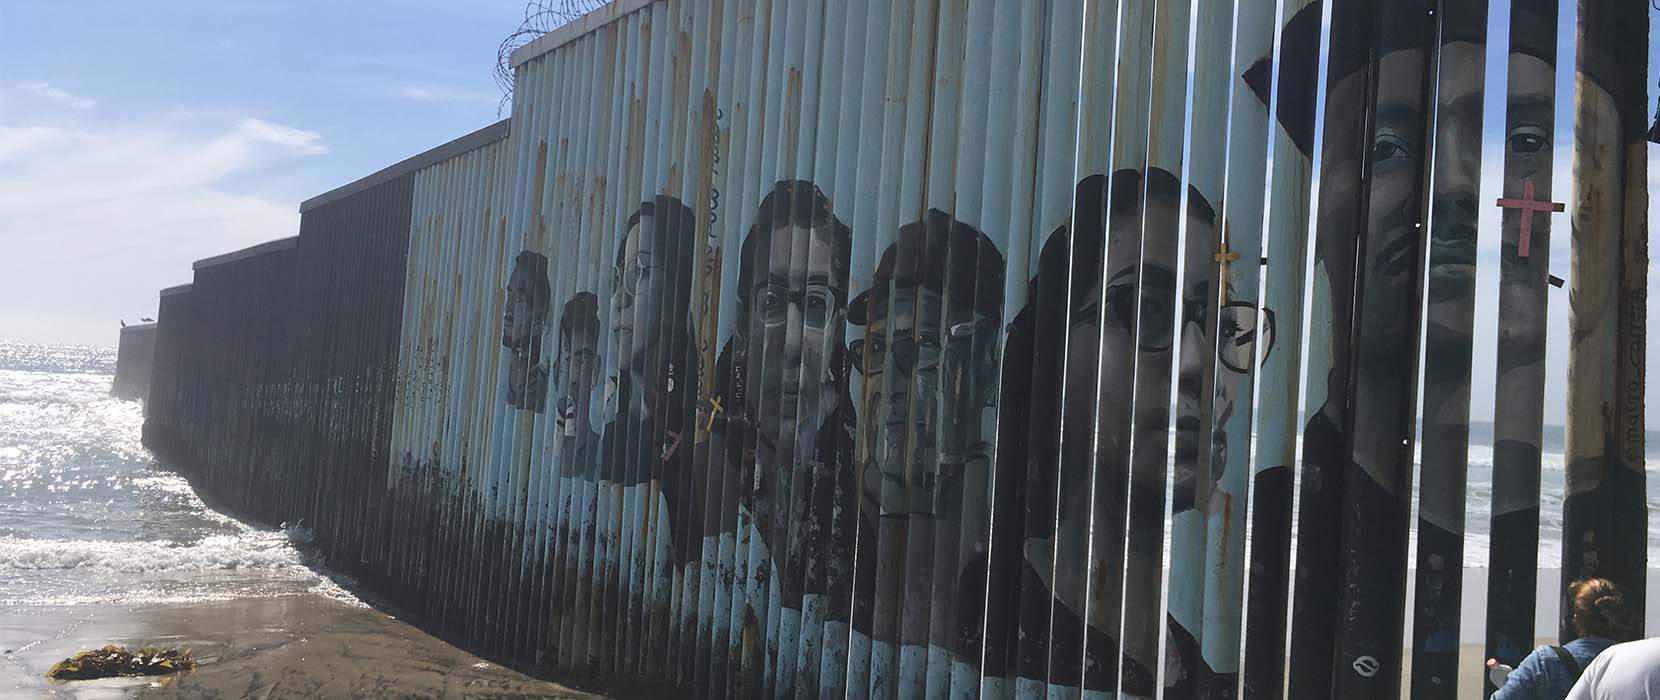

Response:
(47, 645), (196, 680)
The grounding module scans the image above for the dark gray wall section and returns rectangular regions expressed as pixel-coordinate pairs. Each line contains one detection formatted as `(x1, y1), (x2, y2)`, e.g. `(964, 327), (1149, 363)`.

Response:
(142, 174), (414, 585)
(112, 323), (157, 400)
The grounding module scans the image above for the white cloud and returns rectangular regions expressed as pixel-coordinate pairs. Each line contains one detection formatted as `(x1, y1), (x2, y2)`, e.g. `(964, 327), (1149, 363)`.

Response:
(0, 118), (326, 345)
(15, 82), (95, 110)
(391, 82), (499, 105)
(233, 118), (329, 155)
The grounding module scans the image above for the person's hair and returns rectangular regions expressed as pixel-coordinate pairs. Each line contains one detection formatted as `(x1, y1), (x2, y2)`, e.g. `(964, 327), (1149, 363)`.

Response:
(509, 250), (552, 323)
(558, 292), (599, 347)
(1567, 578), (1637, 641)
(1047, 168), (1215, 315)
(618, 195), (698, 272)
(736, 179), (853, 331)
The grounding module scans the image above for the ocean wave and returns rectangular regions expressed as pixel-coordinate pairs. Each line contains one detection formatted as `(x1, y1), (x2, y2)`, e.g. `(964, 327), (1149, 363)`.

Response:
(0, 533), (309, 574)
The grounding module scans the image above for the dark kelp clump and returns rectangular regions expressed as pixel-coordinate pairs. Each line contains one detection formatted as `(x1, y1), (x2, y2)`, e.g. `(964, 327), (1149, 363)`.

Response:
(47, 645), (196, 680)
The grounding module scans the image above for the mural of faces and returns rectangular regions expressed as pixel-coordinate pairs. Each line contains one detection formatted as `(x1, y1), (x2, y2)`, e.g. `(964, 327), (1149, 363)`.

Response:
(612, 214), (663, 395)
(737, 182), (851, 465)
(610, 196), (697, 421)
(1052, 170), (1273, 538)
(503, 250), (551, 413)
(556, 292), (601, 445)
(850, 211), (1004, 526)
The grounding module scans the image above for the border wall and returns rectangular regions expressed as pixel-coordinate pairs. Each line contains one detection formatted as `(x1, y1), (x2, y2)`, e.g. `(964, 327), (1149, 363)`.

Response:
(140, 1), (1649, 698)
(111, 323), (156, 400)
(143, 121), (507, 589)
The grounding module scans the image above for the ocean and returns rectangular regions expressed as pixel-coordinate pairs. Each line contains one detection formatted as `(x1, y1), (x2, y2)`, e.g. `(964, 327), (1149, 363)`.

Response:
(0, 341), (355, 609)
(1458, 422), (1660, 569)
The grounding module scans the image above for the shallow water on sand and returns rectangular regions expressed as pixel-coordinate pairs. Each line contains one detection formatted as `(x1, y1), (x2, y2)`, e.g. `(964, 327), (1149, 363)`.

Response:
(0, 341), (356, 608)
(0, 343), (598, 698)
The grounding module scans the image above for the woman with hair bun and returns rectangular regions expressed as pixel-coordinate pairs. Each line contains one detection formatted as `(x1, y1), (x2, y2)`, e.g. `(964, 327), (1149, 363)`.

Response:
(1492, 578), (1636, 700)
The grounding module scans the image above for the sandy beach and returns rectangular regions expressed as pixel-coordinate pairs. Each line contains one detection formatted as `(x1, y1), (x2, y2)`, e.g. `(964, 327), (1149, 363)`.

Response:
(0, 590), (1507, 700)
(0, 594), (605, 700)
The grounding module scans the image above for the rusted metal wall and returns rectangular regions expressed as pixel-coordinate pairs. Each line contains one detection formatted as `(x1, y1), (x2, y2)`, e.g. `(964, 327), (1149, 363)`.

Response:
(138, 121), (484, 578)
(384, 126), (523, 654)
(141, 1), (1650, 698)
(111, 322), (157, 400)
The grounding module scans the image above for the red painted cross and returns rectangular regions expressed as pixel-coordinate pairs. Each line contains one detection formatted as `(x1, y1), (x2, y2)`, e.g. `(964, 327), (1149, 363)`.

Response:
(1495, 180), (1564, 258)
(660, 430), (682, 462)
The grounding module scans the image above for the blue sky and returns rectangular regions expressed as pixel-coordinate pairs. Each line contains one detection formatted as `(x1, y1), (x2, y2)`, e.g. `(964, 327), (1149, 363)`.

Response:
(0, 1), (522, 345)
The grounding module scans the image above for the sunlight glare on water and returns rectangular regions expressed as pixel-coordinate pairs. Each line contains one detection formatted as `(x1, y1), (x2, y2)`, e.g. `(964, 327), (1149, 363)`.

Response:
(0, 341), (359, 608)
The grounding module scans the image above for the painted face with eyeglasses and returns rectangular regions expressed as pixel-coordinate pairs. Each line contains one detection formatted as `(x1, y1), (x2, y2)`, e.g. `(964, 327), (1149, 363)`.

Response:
(557, 307), (600, 441)
(853, 284), (1000, 521)
(611, 215), (662, 385)
(743, 222), (847, 456)
(1079, 175), (1276, 519)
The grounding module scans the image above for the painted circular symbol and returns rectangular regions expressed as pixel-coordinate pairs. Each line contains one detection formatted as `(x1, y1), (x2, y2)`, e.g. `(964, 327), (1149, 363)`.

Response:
(1353, 655), (1381, 678)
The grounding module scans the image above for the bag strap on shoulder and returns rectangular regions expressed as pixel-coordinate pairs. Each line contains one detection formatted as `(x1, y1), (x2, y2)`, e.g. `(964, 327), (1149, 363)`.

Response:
(1549, 645), (1583, 682)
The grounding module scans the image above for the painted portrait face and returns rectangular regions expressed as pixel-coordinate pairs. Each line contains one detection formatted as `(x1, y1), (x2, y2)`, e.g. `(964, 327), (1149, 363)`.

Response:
(1420, 39), (1485, 430)
(557, 305), (600, 439)
(503, 254), (548, 356)
(745, 223), (845, 455)
(611, 215), (663, 381)
(1312, 43), (1435, 482)
(857, 285), (998, 522)
(1092, 178), (1256, 511)
(502, 251), (550, 413)
(1490, 50), (1556, 433)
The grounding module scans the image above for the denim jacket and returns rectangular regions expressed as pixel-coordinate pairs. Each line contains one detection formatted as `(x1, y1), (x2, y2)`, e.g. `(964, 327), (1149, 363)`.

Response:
(1494, 637), (1616, 700)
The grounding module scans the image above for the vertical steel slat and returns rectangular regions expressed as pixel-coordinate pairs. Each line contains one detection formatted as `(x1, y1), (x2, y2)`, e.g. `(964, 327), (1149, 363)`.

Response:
(817, 1), (884, 696)
(1195, 0), (1277, 695)
(594, 19), (632, 677)
(684, 0), (735, 692)
(538, 43), (579, 670)
(988, 2), (1088, 699)
(1481, 0), (1560, 691)
(699, 0), (752, 693)
(860, 3), (941, 699)
(1158, 0), (1221, 693)
(1237, 2), (1318, 698)
(1562, 0), (1649, 648)
(723, 0), (776, 693)
(915, 1), (973, 698)
(561, 34), (602, 670)
(1323, 0), (1437, 694)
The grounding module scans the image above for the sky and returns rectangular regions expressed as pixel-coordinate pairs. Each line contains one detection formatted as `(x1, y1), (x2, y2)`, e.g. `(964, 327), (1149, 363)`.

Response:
(0, 1), (523, 346)
(0, 0), (1656, 428)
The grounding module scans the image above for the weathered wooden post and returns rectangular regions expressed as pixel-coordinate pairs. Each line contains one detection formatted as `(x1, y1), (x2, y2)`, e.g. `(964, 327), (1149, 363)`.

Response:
(1562, 0), (1649, 641)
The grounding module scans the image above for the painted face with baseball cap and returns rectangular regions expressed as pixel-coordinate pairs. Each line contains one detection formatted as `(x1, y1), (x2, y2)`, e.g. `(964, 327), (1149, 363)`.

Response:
(848, 210), (1004, 524)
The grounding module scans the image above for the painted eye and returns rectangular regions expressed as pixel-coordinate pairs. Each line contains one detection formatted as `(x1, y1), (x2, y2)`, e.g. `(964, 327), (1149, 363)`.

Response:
(1103, 284), (1136, 325)
(1507, 127), (1549, 155)
(1372, 134), (1413, 163)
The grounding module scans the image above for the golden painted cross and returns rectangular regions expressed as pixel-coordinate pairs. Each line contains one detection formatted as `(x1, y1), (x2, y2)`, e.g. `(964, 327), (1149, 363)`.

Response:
(705, 396), (724, 431)
(1214, 240), (1240, 304)
(1495, 180), (1563, 258)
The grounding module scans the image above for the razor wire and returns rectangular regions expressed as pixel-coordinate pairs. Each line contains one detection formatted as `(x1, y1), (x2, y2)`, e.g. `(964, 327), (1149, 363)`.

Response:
(495, 0), (612, 115)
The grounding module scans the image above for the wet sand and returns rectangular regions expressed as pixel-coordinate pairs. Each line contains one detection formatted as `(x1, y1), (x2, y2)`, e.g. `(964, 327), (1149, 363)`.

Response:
(0, 594), (606, 700)
(0, 595), (1537, 700)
